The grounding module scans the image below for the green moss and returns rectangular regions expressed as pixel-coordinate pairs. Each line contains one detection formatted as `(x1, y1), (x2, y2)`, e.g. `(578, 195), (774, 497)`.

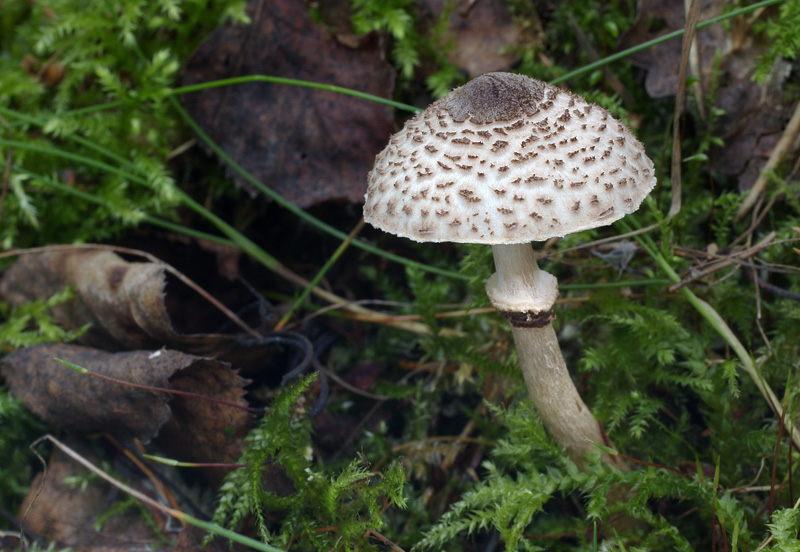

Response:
(209, 375), (407, 551)
(0, 0), (247, 247)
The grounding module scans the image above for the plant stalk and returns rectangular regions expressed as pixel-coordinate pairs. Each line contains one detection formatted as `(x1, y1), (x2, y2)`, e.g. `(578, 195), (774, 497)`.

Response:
(511, 324), (625, 468)
(487, 244), (625, 468)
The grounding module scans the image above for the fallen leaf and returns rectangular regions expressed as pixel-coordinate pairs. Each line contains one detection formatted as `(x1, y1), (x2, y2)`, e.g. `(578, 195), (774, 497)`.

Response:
(181, 0), (395, 208)
(18, 438), (167, 550)
(619, 0), (727, 98)
(707, 56), (792, 190)
(0, 248), (243, 355)
(620, 0), (795, 191)
(1, 343), (248, 449)
(156, 356), (250, 487)
(423, 0), (531, 77)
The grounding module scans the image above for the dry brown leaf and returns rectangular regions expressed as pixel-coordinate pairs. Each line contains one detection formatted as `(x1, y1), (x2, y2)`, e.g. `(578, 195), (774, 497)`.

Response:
(19, 438), (167, 550)
(0, 249), (241, 355)
(422, 0), (530, 77)
(1, 344), (249, 452)
(620, 0), (727, 98)
(709, 59), (793, 191)
(181, 0), (395, 208)
(620, 0), (796, 191)
(155, 356), (250, 487)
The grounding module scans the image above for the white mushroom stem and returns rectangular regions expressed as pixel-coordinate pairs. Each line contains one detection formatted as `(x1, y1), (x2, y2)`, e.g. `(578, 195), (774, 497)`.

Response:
(486, 243), (625, 469)
(485, 243), (558, 315)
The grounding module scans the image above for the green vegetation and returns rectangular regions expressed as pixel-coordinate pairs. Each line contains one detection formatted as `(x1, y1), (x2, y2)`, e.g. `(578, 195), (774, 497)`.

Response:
(754, 0), (800, 82)
(2, 0), (800, 550)
(0, 0), (247, 246)
(210, 375), (407, 551)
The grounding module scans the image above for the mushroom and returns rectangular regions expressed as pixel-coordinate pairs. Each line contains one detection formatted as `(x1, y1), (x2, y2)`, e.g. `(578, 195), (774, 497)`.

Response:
(363, 72), (656, 468)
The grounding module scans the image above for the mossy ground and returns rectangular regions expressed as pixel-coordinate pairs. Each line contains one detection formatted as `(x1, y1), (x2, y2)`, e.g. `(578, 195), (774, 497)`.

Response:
(1, 0), (800, 550)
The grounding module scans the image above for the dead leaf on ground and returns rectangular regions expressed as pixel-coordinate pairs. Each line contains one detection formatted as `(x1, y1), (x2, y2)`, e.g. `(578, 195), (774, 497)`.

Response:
(0, 249), (243, 355)
(707, 53), (794, 191)
(320, 0), (539, 79)
(422, 0), (532, 78)
(621, 0), (796, 191)
(1, 343), (249, 455)
(620, 0), (727, 98)
(18, 438), (168, 550)
(155, 354), (250, 487)
(181, 0), (395, 208)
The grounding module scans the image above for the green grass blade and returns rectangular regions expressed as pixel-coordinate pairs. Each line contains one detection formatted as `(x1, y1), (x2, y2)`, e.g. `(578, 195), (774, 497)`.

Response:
(551, 0), (784, 85)
(172, 76), (420, 113)
(166, 96), (466, 279)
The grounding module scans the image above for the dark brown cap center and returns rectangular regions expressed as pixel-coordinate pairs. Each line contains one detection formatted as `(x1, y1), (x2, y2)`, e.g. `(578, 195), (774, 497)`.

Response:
(443, 72), (546, 124)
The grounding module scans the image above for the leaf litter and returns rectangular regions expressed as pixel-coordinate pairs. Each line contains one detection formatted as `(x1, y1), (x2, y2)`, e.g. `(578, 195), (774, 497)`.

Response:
(0, 243), (322, 549)
(181, 0), (395, 208)
(19, 437), (169, 550)
(0, 248), (249, 355)
(620, 0), (799, 193)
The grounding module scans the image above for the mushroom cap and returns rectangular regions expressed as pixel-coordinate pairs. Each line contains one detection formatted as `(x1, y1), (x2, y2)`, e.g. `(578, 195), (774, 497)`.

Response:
(363, 72), (657, 244)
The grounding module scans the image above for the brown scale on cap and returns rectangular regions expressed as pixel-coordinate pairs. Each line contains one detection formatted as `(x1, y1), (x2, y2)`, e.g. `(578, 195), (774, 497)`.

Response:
(364, 72), (657, 244)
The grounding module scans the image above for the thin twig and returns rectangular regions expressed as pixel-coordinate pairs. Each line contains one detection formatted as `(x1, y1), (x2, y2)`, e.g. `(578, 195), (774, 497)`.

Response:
(289, 293), (468, 337)
(28, 435), (287, 552)
(668, 0), (703, 218)
(104, 434), (184, 522)
(268, 257), (466, 336)
(544, 222), (661, 258)
(56, 357), (264, 413)
(365, 529), (405, 552)
(733, 485), (782, 493)
(668, 231), (777, 291)
(752, 261), (773, 355)
(314, 362), (390, 401)
(275, 217), (365, 331)
(684, 0), (706, 121)
(744, 267), (800, 301)
(730, 193), (779, 249)
(730, 457), (768, 494)
(392, 435), (496, 452)
(620, 219), (800, 451)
